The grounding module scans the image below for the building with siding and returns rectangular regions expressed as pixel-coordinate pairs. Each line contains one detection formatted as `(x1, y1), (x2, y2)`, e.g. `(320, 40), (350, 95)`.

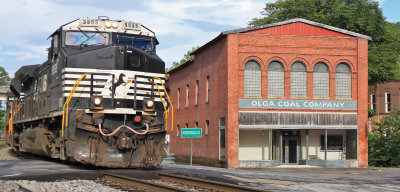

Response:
(166, 18), (370, 168)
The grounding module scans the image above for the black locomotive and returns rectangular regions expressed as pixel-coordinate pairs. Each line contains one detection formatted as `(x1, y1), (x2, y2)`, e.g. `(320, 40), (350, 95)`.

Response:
(5, 17), (172, 168)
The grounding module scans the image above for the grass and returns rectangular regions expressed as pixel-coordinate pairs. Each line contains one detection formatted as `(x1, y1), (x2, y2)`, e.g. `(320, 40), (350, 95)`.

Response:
(0, 140), (4, 148)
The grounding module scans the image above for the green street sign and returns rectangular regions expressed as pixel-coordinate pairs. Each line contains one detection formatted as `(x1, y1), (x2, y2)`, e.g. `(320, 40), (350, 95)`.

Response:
(181, 128), (202, 138)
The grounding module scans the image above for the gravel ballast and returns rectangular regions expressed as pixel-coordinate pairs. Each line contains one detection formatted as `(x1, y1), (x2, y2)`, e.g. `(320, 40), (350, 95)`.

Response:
(0, 180), (124, 192)
(0, 147), (20, 160)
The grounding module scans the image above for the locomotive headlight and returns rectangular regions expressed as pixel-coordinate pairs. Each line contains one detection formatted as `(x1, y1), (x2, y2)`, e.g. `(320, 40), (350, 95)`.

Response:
(105, 21), (112, 28)
(112, 22), (118, 28)
(143, 98), (155, 112)
(146, 100), (154, 108)
(93, 96), (102, 106)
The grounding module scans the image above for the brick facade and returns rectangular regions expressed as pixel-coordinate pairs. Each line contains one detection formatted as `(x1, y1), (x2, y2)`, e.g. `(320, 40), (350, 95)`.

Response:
(167, 19), (370, 168)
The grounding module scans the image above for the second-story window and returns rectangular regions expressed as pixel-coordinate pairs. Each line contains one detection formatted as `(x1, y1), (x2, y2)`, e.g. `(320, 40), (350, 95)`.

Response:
(313, 62), (329, 98)
(196, 80), (199, 105)
(385, 92), (391, 113)
(268, 61), (284, 98)
(186, 84), (189, 107)
(177, 88), (180, 109)
(244, 60), (261, 97)
(291, 61), (307, 98)
(335, 63), (351, 99)
(206, 76), (210, 103)
(371, 93), (376, 111)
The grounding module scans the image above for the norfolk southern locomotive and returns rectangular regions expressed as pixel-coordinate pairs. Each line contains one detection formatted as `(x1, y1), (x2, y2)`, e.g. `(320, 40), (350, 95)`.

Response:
(5, 17), (172, 168)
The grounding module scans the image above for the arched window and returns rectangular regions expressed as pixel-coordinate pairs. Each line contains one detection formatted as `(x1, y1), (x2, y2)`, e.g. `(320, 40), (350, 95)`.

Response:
(313, 62), (329, 98)
(244, 60), (261, 97)
(335, 63), (351, 98)
(268, 61), (284, 98)
(291, 62), (307, 98)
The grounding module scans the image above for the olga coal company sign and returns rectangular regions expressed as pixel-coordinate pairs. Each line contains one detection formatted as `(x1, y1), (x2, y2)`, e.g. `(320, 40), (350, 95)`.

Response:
(239, 99), (357, 110)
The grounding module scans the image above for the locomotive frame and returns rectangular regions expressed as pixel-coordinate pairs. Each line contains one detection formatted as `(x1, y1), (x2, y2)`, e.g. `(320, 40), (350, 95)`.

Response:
(4, 17), (172, 168)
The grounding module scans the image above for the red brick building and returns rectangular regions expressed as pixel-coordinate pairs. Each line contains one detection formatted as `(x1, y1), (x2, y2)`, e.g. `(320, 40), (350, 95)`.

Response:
(166, 18), (370, 168)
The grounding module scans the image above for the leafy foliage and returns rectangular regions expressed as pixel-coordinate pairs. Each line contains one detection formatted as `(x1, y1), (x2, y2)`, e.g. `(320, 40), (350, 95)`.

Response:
(249, 0), (400, 83)
(0, 66), (10, 134)
(165, 46), (200, 73)
(0, 66), (10, 86)
(0, 113), (4, 135)
(369, 108), (400, 167)
(368, 109), (375, 117)
(368, 22), (400, 82)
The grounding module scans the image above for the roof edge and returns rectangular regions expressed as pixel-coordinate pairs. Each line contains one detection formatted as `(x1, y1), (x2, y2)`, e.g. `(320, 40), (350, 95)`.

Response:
(223, 18), (372, 40)
(166, 59), (194, 75)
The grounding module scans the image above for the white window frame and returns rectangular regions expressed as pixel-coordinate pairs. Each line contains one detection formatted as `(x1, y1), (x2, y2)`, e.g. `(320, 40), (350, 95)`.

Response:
(385, 92), (391, 113)
(370, 93), (375, 111)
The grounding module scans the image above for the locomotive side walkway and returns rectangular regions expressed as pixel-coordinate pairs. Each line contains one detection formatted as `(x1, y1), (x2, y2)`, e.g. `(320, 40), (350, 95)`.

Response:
(0, 148), (399, 191)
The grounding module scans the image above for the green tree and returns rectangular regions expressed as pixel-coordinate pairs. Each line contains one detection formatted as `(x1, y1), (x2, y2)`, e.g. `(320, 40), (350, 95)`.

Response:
(166, 46), (200, 72)
(249, 0), (400, 83)
(0, 66), (10, 135)
(0, 66), (10, 86)
(369, 108), (400, 167)
(368, 22), (400, 82)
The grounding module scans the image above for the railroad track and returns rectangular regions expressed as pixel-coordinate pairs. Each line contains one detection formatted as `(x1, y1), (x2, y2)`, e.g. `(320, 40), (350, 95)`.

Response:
(102, 172), (267, 192)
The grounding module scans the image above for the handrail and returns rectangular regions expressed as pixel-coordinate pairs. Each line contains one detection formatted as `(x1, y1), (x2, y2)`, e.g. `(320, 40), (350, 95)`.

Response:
(151, 77), (173, 133)
(98, 123), (149, 136)
(8, 101), (23, 135)
(8, 102), (13, 135)
(62, 73), (90, 137)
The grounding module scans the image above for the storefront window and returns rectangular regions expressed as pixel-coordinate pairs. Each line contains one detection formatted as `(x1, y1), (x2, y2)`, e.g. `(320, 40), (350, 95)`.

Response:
(320, 135), (343, 150)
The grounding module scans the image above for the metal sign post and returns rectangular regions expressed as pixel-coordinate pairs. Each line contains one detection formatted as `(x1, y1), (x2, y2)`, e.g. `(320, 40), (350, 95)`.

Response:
(181, 128), (202, 166)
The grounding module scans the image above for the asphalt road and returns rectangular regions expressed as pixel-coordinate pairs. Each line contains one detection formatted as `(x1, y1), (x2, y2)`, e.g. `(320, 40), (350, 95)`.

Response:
(0, 156), (399, 192)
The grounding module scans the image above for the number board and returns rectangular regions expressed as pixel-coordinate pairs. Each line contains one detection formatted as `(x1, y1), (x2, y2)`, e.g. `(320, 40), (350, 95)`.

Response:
(122, 21), (141, 31)
(79, 19), (101, 27)
(181, 128), (202, 138)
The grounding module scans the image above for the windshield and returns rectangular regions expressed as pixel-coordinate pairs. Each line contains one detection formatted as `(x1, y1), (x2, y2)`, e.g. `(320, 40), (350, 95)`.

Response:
(65, 31), (109, 46)
(113, 34), (153, 51)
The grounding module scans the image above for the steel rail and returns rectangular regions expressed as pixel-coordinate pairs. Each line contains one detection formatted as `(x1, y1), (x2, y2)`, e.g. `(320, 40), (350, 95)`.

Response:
(157, 172), (267, 192)
(101, 172), (188, 192)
